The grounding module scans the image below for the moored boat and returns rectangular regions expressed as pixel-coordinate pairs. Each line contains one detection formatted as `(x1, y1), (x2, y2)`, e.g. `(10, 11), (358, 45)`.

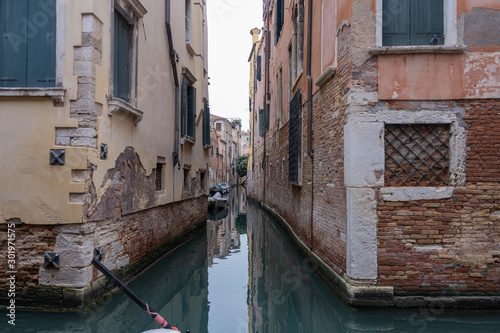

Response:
(208, 184), (228, 210)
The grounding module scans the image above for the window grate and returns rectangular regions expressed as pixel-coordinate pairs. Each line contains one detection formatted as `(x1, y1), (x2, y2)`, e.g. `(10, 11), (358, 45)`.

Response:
(385, 124), (450, 187)
(288, 91), (301, 182)
(155, 163), (163, 191)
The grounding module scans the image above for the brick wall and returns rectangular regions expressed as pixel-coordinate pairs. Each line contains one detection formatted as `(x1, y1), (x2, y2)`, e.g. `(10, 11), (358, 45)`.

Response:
(249, 25), (353, 276)
(378, 100), (500, 295)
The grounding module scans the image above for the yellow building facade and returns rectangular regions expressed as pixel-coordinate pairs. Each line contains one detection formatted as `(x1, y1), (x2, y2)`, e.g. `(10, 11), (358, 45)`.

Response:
(247, 27), (260, 190)
(0, 0), (209, 307)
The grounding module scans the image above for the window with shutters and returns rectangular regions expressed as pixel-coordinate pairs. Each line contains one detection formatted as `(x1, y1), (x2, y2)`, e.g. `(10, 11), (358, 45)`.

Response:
(382, 0), (444, 46)
(202, 103), (210, 148)
(292, 0), (304, 83)
(114, 10), (131, 101)
(108, 2), (146, 124)
(110, 1), (146, 111)
(274, 0), (284, 45)
(256, 55), (261, 82)
(259, 104), (270, 137)
(181, 77), (196, 140)
(0, 0), (56, 88)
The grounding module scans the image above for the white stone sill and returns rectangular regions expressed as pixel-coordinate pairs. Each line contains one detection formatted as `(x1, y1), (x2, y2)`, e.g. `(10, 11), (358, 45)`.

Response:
(368, 45), (467, 55)
(315, 66), (337, 88)
(107, 98), (144, 125)
(0, 87), (65, 106)
(181, 136), (196, 145)
(381, 187), (455, 202)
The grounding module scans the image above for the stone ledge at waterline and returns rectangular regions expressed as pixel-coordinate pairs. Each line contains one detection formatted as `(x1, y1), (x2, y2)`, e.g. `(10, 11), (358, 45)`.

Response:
(251, 199), (500, 309)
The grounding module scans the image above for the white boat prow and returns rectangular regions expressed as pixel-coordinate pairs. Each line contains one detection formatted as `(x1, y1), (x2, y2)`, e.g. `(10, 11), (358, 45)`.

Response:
(142, 329), (180, 333)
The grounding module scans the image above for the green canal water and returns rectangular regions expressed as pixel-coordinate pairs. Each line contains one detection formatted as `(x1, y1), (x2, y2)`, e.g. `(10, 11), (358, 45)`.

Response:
(4, 188), (500, 332)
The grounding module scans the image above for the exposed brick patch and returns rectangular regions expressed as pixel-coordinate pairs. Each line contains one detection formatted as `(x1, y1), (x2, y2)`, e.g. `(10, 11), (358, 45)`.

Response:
(88, 147), (157, 222)
(378, 183), (500, 295)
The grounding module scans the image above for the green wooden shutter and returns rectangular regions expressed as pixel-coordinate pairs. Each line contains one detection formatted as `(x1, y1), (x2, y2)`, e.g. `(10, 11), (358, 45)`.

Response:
(181, 78), (188, 137)
(411, 0), (444, 45)
(382, 0), (410, 46)
(383, 0), (443, 46)
(27, 0), (56, 87)
(256, 55), (261, 81)
(203, 103), (210, 146)
(114, 10), (130, 101)
(266, 103), (270, 132)
(187, 85), (196, 138)
(274, 0), (284, 44)
(259, 108), (264, 137)
(0, 0), (28, 87)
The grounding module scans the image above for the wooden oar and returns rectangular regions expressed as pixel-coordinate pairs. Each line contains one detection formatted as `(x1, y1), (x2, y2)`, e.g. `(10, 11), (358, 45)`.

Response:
(91, 247), (179, 331)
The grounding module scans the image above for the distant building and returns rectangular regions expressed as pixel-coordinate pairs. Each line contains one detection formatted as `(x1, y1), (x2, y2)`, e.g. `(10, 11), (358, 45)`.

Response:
(241, 130), (249, 157)
(249, 0), (500, 308)
(0, 0), (210, 308)
(209, 114), (243, 186)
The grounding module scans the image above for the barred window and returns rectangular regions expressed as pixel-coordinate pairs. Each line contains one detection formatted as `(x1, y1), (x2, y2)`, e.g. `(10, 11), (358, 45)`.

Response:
(385, 124), (450, 187)
(289, 91), (302, 183)
(155, 161), (165, 192)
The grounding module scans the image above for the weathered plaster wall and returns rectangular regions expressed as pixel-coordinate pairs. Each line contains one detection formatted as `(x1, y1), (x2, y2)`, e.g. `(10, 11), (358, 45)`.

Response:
(458, 0), (500, 15)
(462, 7), (500, 48)
(378, 52), (500, 100)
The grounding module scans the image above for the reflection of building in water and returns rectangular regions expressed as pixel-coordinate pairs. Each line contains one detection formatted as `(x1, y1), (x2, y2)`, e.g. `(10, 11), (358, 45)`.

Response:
(206, 187), (248, 266)
(247, 202), (362, 333)
(239, 186), (247, 215)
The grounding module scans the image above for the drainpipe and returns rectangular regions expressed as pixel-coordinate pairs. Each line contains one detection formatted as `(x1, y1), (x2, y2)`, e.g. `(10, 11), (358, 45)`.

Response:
(307, 0), (313, 159)
(165, 0), (180, 166)
(263, 16), (270, 203)
(306, 0), (314, 251)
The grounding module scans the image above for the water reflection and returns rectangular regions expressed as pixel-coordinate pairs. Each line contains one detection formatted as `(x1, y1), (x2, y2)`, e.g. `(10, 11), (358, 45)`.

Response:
(4, 186), (500, 332)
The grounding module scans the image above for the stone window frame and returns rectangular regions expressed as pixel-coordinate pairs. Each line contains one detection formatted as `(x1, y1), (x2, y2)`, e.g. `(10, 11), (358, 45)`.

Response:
(315, 0), (337, 88)
(107, 0), (146, 123)
(372, 0), (463, 54)
(0, 0), (66, 106)
(345, 109), (467, 202)
(291, 0), (304, 88)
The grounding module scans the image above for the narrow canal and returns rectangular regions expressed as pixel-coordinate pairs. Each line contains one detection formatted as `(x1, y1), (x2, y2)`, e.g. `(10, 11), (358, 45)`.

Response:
(5, 187), (500, 332)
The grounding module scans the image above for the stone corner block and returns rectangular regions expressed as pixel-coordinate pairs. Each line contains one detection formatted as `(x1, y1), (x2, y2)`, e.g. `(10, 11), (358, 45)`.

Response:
(39, 266), (92, 288)
(346, 187), (378, 280)
(344, 121), (385, 187)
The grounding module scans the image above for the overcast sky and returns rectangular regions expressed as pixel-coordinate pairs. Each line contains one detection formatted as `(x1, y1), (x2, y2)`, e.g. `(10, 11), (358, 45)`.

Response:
(207, 0), (263, 132)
